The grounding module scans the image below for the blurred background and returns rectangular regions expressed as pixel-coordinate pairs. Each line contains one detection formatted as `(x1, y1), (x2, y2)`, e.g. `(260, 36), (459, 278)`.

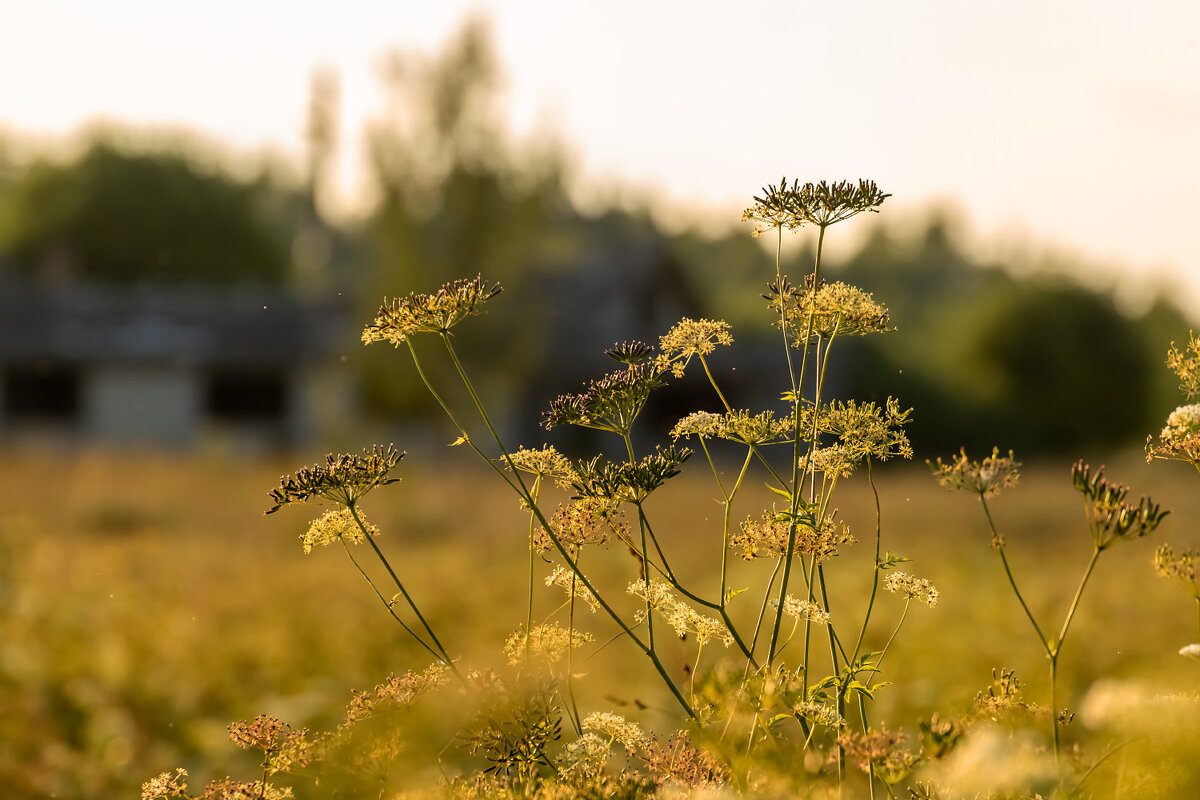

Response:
(1, 1), (1198, 457)
(2, 3), (1200, 798)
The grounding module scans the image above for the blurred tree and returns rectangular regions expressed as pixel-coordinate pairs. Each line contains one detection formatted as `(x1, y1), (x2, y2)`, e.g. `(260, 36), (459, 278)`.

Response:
(834, 216), (1192, 457)
(0, 141), (290, 285)
(360, 17), (581, 420)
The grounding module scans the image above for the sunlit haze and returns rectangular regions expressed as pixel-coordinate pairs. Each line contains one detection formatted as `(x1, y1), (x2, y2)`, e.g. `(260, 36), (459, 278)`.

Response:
(3, 1), (1198, 307)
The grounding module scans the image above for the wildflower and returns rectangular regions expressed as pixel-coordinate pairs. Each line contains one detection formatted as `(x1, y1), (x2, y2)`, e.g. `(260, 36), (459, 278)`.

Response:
(1147, 403), (1200, 465)
(670, 411), (724, 440)
(742, 177), (807, 235)
(1072, 461), (1168, 550)
(545, 566), (600, 611)
(974, 669), (1039, 720)
(582, 712), (648, 753)
(795, 700), (845, 728)
(769, 595), (831, 624)
(506, 445), (578, 490)
(884, 571), (939, 607)
(228, 715), (314, 774)
(343, 664), (451, 725)
(733, 508), (853, 562)
(571, 446), (691, 504)
(532, 498), (627, 554)
(767, 276), (892, 342)
(1154, 543), (1200, 599)
(742, 177), (890, 236)
(1166, 332), (1200, 398)
(142, 769), (189, 800)
(268, 445), (403, 512)
(299, 507), (378, 554)
(544, 362), (666, 434)
(505, 623), (594, 665)
(560, 732), (612, 779)
(837, 724), (916, 784)
(196, 778), (293, 800)
(810, 397), (913, 474)
(361, 274), (501, 344)
(1180, 643), (1200, 659)
(627, 579), (733, 646)
(604, 340), (655, 365)
(930, 447), (1020, 499)
(672, 408), (793, 448)
(657, 318), (733, 377)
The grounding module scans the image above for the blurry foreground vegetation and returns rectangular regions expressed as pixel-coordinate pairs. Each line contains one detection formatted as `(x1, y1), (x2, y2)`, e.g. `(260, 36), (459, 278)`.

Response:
(1, 449), (1198, 798)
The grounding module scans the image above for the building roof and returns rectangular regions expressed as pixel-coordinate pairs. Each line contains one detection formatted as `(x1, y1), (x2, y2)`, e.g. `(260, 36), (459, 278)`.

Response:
(0, 273), (353, 365)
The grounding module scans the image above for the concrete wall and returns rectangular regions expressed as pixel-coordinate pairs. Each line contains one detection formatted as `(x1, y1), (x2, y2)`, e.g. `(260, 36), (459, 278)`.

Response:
(83, 364), (201, 448)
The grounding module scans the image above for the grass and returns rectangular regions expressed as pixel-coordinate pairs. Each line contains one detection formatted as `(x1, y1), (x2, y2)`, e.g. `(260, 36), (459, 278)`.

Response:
(2, 446), (1197, 798)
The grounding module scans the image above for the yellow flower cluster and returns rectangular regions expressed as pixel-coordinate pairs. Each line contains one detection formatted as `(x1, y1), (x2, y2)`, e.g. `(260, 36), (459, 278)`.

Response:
(300, 508), (378, 554)
(627, 580), (733, 646)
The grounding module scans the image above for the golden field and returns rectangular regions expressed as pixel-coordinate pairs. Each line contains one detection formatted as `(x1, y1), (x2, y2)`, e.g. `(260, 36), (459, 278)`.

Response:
(2, 444), (1198, 798)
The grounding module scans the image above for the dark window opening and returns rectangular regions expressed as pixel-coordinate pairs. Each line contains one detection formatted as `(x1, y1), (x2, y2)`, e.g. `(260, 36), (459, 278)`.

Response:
(3, 363), (82, 421)
(205, 368), (287, 421)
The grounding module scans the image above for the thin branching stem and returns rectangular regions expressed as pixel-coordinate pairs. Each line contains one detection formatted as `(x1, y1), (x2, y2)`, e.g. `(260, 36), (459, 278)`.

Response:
(438, 334), (697, 717)
(350, 505), (456, 668)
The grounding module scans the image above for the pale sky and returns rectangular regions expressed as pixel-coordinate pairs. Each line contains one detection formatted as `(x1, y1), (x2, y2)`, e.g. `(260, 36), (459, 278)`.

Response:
(2, 1), (1199, 308)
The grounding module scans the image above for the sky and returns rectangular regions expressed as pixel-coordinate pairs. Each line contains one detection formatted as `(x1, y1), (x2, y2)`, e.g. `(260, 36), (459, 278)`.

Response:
(3, 1), (1199, 308)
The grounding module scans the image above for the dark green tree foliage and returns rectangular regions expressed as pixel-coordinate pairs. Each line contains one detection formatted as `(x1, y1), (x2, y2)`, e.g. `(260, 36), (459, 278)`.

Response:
(0, 142), (289, 284)
(835, 218), (1190, 456)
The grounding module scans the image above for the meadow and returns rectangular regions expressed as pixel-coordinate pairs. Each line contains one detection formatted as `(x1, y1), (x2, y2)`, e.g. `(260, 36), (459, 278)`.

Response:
(6, 179), (1200, 800)
(3, 446), (1198, 798)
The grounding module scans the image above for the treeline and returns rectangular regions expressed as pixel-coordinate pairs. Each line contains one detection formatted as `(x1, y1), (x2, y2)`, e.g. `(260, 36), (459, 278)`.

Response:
(0, 19), (1189, 458)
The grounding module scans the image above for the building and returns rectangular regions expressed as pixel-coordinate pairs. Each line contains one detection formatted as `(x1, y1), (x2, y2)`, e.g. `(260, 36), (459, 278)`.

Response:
(0, 273), (354, 449)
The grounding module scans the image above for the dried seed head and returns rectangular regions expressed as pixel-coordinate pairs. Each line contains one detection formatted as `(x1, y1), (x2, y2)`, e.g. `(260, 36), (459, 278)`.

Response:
(1072, 461), (1168, 550)
(742, 178), (890, 236)
(361, 275), (501, 344)
(268, 445), (403, 512)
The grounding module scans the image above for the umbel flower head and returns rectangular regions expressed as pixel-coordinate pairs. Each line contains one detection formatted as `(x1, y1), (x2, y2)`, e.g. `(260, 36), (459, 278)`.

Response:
(1153, 543), (1200, 600)
(766, 276), (892, 342)
(1146, 403), (1200, 466)
(1166, 331), (1200, 399)
(544, 361), (666, 435)
(268, 445), (404, 512)
(671, 408), (792, 447)
(657, 318), (734, 377)
(742, 177), (890, 236)
(930, 447), (1021, 499)
(571, 445), (692, 504)
(361, 274), (501, 345)
(1072, 461), (1168, 551)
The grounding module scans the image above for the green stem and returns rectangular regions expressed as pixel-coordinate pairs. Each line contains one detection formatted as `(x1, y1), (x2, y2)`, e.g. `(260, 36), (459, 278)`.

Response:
(566, 573), (584, 736)
(526, 476), (542, 666)
(980, 496), (1051, 655)
(1054, 546), (1102, 654)
(440, 336), (696, 718)
(769, 224), (828, 666)
(851, 459), (883, 666)
(337, 536), (447, 667)
(350, 505), (455, 667)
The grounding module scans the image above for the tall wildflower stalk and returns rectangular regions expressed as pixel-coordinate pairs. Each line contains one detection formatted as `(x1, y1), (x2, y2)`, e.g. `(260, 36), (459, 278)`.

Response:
(931, 449), (1167, 770)
(252, 180), (932, 797)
